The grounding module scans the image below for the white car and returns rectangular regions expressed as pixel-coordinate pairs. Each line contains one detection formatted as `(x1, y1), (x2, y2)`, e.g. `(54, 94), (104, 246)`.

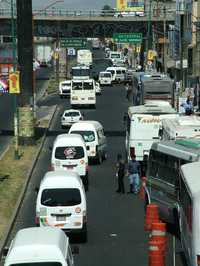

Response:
(95, 82), (102, 95)
(99, 71), (112, 86)
(61, 109), (83, 128)
(59, 80), (72, 98)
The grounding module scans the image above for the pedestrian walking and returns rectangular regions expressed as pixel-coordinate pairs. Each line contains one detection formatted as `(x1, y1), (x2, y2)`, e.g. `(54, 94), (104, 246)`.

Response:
(127, 154), (141, 194)
(115, 153), (125, 194)
(125, 83), (131, 101)
(181, 96), (193, 115)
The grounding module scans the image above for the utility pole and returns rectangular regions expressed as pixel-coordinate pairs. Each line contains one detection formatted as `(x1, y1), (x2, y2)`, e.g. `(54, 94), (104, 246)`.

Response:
(163, 6), (167, 73)
(55, 33), (60, 85)
(146, 0), (152, 68)
(17, 0), (35, 145)
(180, 13), (184, 95)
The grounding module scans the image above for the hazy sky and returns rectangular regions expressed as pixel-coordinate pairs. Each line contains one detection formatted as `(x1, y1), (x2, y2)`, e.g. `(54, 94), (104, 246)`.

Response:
(32, 0), (115, 11)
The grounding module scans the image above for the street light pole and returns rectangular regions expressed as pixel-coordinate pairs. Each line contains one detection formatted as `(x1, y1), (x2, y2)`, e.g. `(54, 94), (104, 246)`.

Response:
(163, 6), (167, 73)
(146, 0), (152, 69)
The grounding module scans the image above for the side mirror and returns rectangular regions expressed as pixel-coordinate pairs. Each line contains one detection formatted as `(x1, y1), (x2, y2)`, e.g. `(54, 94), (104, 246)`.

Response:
(158, 128), (163, 138)
(2, 247), (9, 258)
(71, 245), (79, 254)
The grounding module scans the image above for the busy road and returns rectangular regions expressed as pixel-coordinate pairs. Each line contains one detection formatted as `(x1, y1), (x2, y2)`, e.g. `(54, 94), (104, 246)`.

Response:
(0, 48), (187, 265)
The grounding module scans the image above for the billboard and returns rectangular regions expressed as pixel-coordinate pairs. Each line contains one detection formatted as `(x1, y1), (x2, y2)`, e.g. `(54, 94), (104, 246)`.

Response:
(116, 0), (144, 12)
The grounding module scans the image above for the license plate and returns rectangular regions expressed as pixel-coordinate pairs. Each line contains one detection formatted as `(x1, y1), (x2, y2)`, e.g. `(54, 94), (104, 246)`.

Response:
(64, 165), (73, 169)
(56, 216), (66, 221)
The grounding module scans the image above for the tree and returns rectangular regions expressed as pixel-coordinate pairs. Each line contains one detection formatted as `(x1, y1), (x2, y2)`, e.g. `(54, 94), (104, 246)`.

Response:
(101, 5), (114, 16)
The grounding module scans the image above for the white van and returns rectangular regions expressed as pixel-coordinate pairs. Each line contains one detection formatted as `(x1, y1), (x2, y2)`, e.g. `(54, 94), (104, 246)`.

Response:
(4, 227), (77, 266)
(35, 170), (87, 242)
(69, 121), (107, 164)
(59, 80), (72, 98)
(106, 66), (126, 83)
(51, 134), (89, 189)
(98, 71), (112, 86)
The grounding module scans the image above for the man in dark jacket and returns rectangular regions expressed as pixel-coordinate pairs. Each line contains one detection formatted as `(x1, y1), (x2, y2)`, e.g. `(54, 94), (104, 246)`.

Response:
(116, 154), (125, 193)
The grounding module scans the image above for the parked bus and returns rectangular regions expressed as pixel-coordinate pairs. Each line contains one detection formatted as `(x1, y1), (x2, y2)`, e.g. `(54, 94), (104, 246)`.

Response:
(179, 162), (200, 266)
(140, 74), (175, 106)
(70, 79), (96, 108)
(125, 103), (177, 162)
(145, 138), (200, 226)
(162, 115), (200, 140)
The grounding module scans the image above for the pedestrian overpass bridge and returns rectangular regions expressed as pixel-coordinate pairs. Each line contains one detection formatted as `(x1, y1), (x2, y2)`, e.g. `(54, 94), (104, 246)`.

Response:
(0, 9), (175, 37)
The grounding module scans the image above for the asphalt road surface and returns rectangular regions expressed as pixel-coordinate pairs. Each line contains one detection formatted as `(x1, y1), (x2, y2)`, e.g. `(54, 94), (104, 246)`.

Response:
(2, 80), (187, 266)
(0, 67), (52, 155)
(0, 49), (187, 266)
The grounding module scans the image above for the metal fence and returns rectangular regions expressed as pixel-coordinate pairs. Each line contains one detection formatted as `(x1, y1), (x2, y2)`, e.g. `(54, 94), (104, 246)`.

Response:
(0, 8), (176, 19)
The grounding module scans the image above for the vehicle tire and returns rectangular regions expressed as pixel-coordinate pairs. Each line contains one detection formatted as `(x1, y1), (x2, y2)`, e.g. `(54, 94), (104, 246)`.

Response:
(96, 151), (102, 164)
(93, 104), (96, 109)
(80, 227), (88, 243)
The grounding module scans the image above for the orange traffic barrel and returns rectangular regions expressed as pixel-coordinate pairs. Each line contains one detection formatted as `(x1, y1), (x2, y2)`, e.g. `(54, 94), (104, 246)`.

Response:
(151, 222), (167, 252)
(144, 204), (160, 231)
(139, 176), (147, 200)
(148, 241), (165, 266)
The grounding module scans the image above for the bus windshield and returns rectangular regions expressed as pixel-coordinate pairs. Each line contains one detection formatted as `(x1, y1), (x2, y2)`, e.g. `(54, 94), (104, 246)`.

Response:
(72, 68), (90, 77)
(83, 82), (94, 90)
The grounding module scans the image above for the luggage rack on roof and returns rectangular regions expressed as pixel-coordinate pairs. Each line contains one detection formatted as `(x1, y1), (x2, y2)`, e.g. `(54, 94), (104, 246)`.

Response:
(175, 139), (200, 149)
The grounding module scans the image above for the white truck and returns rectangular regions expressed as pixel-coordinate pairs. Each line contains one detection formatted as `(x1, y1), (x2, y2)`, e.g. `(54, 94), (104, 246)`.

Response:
(125, 102), (178, 161)
(77, 49), (92, 66)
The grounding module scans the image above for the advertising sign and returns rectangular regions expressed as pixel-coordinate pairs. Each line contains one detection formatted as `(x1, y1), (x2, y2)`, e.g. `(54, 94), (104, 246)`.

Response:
(9, 71), (20, 94)
(116, 0), (144, 12)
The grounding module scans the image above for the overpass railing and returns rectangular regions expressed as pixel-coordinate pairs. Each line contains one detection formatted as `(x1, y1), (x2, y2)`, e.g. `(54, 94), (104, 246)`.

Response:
(0, 8), (176, 20)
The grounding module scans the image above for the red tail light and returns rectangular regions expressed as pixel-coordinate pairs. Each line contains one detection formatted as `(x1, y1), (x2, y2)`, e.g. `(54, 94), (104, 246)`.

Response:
(130, 147), (135, 158)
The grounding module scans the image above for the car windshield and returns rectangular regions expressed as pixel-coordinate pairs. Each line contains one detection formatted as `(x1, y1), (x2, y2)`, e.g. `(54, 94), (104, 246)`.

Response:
(70, 130), (95, 142)
(100, 73), (111, 78)
(55, 146), (84, 159)
(83, 82), (93, 90)
(64, 112), (80, 117)
(73, 82), (82, 90)
(41, 188), (81, 206)
(107, 70), (115, 75)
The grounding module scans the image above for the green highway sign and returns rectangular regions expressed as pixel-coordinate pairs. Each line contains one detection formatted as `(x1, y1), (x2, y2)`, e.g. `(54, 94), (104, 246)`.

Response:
(113, 33), (142, 43)
(60, 38), (87, 48)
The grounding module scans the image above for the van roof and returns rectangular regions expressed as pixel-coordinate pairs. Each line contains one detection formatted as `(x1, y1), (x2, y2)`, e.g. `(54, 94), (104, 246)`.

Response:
(72, 79), (94, 83)
(128, 104), (176, 116)
(6, 227), (68, 264)
(69, 120), (102, 131)
(181, 162), (200, 197)
(54, 133), (85, 146)
(106, 66), (126, 70)
(40, 170), (82, 189)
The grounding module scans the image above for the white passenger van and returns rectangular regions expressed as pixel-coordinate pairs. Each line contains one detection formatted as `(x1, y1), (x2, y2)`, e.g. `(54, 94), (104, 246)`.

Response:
(51, 134), (89, 189)
(179, 162), (200, 266)
(69, 121), (107, 164)
(106, 66), (126, 83)
(70, 79), (96, 108)
(162, 115), (200, 140)
(4, 227), (76, 266)
(125, 103), (177, 161)
(98, 71), (112, 86)
(35, 170), (87, 242)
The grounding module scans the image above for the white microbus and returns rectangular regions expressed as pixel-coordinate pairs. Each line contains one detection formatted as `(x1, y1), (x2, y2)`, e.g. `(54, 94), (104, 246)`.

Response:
(125, 103), (177, 161)
(162, 115), (200, 140)
(70, 79), (96, 108)
(145, 139), (200, 226)
(179, 162), (200, 266)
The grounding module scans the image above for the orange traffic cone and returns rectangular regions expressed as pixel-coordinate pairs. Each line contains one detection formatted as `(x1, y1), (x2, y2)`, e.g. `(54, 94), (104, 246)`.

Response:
(144, 204), (159, 231)
(151, 222), (167, 253)
(148, 240), (165, 266)
(139, 176), (147, 200)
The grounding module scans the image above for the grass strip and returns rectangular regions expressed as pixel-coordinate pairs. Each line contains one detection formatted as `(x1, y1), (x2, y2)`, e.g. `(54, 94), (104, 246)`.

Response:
(0, 143), (40, 241)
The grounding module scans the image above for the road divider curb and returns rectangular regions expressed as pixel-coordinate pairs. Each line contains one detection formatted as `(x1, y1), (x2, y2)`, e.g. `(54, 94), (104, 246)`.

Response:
(0, 104), (58, 259)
